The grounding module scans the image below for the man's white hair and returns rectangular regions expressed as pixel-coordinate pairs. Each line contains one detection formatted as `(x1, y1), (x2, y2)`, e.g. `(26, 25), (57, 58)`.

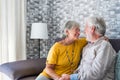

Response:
(85, 16), (106, 36)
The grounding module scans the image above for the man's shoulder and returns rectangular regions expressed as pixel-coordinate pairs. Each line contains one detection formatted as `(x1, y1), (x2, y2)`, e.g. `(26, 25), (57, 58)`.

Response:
(99, 40), (116, 52)
(101, 40), (111, 46)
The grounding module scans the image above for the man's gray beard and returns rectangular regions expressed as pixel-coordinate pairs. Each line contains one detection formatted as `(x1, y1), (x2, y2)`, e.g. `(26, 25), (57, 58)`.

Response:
(86, 34), (92, 42)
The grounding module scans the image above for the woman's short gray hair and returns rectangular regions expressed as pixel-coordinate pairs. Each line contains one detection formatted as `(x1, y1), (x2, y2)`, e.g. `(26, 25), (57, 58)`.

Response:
(86, 16), (106, 36)
(61, 21), (80, 38)
(64, 21), (80, 30)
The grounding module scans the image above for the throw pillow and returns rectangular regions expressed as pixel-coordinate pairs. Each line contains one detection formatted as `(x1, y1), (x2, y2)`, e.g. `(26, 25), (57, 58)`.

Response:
(115, 50), (120, 80)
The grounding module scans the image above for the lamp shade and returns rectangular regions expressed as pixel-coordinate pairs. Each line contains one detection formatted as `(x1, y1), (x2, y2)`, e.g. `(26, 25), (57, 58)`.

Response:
(31, 23), (48, 39)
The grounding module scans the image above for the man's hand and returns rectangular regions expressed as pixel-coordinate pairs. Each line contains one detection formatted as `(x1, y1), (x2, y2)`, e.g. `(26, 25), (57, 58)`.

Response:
(59, 74), (70, 80)
(103, 36), (109, 41)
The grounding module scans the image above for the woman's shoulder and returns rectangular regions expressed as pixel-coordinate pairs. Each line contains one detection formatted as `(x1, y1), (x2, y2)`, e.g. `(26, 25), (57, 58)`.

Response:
(52, 42), (61, 47)
(75, 37), (87, 45)
(78, 37), (87, 42)
(52, 42), (65, 48)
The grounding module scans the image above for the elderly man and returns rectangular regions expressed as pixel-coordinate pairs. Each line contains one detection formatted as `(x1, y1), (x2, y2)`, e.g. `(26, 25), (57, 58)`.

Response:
(59, 16), (116, 80)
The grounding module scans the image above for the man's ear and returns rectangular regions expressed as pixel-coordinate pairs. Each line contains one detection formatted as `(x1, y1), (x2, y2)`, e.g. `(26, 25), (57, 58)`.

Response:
(91, 26), (95, 33)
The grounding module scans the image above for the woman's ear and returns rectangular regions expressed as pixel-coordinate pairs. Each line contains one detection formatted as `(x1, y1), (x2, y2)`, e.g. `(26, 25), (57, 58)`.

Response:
(64, 29), (69, 35)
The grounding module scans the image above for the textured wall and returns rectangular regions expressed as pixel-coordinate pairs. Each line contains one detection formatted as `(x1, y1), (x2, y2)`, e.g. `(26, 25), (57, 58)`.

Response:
(26, 0), (120, 59)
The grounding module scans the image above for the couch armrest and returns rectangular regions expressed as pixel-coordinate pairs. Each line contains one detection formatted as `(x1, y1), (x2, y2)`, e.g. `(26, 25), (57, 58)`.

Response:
(0, 58), (46, 80)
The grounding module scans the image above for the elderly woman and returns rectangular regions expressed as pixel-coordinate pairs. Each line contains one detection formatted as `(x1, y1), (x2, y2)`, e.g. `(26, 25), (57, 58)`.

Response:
(35, 21), (87, 80)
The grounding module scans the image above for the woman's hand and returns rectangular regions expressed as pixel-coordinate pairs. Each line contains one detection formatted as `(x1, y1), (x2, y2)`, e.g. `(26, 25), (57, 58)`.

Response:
(45, 64), (60, 80)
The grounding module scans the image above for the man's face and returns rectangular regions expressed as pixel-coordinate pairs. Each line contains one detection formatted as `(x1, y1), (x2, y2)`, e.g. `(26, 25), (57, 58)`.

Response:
(84, 22), (92, 41)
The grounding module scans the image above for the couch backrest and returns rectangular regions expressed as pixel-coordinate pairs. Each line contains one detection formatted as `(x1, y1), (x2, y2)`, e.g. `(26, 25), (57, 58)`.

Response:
(56, 38), (120, 53)
(109, 39), (120, 53)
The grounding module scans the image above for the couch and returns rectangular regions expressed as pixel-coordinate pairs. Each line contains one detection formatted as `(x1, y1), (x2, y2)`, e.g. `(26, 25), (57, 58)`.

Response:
(0, 39), (120, 80)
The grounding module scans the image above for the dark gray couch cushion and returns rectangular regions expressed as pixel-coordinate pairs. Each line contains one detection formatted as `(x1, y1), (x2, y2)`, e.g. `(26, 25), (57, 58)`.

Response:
(109, 39), (120, 53)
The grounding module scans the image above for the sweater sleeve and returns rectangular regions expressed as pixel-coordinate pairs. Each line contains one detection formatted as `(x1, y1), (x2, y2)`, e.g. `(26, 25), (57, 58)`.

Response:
(70, 74), (78, 80)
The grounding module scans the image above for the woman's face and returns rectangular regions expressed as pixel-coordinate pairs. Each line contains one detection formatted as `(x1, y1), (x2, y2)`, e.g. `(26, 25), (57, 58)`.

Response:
(67, 26), (80, 40)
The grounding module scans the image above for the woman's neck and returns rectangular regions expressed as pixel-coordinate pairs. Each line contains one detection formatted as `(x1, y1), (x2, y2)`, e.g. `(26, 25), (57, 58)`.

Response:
(62, 37), (75, 45)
